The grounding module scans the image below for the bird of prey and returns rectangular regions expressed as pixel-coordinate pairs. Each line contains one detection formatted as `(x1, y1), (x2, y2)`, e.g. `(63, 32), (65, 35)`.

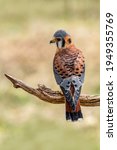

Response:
(50, 30), (85, 121)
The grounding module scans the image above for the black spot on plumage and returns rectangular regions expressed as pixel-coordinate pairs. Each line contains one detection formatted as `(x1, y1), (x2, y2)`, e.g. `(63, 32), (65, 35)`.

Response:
(62, 76), (65, 79)
(67, 81), (70, 84)
(60, 73), (63, 76)
(66, 85), (69, 88)
(62, 71), (66, 74)
(78, 74), (81, 77)
(64, 64), (67, 67)
(72, 80), (75, 83)
(56, 65), (60, 68)
(68, 74), (72, 77)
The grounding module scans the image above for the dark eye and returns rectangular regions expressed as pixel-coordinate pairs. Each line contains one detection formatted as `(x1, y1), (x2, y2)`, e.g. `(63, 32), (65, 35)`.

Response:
(68, 38), (72, 43)
(57, 38), (61, 41)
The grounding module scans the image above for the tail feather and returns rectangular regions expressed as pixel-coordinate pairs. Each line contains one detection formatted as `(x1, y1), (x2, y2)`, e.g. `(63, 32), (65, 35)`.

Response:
(66, 101), (83, 121)
(66, 111), (83, 121)
(60, 83), (83, 121)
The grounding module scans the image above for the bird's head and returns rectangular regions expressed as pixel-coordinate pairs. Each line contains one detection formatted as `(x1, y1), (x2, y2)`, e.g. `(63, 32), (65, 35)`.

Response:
(50, 30), (72, 49)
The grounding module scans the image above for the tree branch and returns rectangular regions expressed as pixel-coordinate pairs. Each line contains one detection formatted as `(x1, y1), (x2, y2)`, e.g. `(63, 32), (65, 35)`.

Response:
(5, 74), (100, 106)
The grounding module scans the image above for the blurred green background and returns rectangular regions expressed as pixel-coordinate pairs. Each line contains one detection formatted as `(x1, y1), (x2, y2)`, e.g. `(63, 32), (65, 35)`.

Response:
(0, 0), (100, 150)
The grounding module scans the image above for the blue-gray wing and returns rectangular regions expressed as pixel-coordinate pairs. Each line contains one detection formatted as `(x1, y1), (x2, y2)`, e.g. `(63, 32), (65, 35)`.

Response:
(53, 65), (63, 85)
(72, 64), (85, 105)
(80, 64), (85, 84)
(53, 66), (75, 110)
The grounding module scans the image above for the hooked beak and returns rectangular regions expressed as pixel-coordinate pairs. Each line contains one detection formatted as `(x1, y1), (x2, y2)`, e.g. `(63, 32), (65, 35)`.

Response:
(50, 38), (57, 44)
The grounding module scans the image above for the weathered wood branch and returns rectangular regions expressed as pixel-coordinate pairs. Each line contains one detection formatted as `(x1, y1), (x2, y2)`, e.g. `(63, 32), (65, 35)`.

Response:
(5, 74), (100, 106)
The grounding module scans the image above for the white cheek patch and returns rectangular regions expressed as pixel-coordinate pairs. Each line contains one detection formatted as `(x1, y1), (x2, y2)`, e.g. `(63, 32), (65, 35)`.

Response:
(58, 40), (62, 48)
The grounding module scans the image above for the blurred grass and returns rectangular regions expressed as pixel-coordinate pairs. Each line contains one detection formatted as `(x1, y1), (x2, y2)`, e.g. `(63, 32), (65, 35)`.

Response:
(0, 117), (99, 150)
(0, 0), (99, 150)
(0, 0), (99, 34)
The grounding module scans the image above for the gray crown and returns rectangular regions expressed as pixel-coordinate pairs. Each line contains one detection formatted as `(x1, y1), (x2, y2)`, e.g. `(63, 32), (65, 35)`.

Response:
(54, 30), (69, 38)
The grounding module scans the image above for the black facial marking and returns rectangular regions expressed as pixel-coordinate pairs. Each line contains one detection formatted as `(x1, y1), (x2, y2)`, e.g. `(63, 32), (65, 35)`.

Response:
(68, 38), (72, 43)
(56, 38), (65, 48)
(56, 42), (58, 48)
(62, 38), (65, 47)
(56, 38), (61, 41)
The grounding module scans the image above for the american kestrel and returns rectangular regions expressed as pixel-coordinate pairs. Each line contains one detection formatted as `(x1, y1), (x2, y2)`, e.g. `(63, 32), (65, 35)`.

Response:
(50, 30), (85, 121)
